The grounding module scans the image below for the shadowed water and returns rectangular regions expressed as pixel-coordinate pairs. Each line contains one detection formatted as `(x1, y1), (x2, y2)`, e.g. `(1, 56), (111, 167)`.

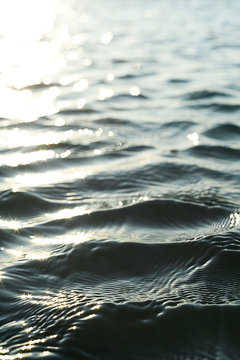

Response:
(0, 0), (240, 359)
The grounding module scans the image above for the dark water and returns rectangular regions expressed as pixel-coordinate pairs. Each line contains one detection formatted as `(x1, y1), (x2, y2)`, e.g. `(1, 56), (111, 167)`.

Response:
(0, 0), (240, 359)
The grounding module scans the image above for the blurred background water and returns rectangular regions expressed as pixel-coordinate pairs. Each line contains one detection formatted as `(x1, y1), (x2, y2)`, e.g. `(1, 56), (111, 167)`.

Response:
(0, 0), (240, 359)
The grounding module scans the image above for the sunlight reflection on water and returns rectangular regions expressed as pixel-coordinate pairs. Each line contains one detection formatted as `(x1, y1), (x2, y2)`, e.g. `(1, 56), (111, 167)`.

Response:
(0, 0), (240, 359)
(0, 0), (66, 121)
(10, 169), (90, 192)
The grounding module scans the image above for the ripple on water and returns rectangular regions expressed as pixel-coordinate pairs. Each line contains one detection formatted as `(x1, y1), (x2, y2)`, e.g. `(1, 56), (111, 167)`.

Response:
(183, 89), (230, 101)
(20, 199), (234, 238)
(0, 0), (240, 358)
(203, 123), (240, 140)
(186, 144), (240, 161)
(1, 231), (240, 359)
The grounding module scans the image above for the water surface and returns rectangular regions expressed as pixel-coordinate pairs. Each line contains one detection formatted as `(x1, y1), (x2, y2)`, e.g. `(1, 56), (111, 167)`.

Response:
(0, 0), (240, 359)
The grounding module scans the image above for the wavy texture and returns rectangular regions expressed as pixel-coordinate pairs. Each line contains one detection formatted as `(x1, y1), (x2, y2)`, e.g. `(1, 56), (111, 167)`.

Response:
(0, 0), (240, 359)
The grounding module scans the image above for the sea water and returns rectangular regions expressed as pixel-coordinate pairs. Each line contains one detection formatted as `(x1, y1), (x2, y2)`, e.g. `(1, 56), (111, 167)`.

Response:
(0, 0), (240, 359)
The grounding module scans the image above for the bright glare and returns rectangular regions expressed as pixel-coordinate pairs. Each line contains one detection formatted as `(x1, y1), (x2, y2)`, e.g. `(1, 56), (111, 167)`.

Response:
(73, 79), (89, 91)
(0, 128), (74, 148)
(0, 150), (56, 167)
(50, 207), (91, 220)
(100, 32), (113, 45)
(0, 0), (55, 41)
(20, 294), (31, 301)
(32, 232), (92, 246)
(83, 58), (92, 66)
(187, 132), (199, 145)
(59, 74), (80, 86)
(0, 346), (9, 355)
(72, 33), (88, 46)
(55, 118), (65, 126)
(6, 250), (44, 262)
(24, 327), (33, 334)
(106, 73), (115, 82)
(0, 206), (91, 231)
(98, 88), (114, 101)
(0, 272), (5, 283)
(11, 168), (91, 191)
(0, 218), (20, 231)
(229, 212), (240, 227)
(77, 98), (86, 109)
(27, 252), (50, 261)
(0, 87), (59, 122)
(94, 149), (102, 155)
(130, 86), (141, 96)
(0, 42), (62, 89)
(0, 0), (65, 121)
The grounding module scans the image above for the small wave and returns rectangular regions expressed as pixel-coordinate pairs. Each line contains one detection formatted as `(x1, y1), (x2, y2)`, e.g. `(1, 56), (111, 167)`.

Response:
(184, 89), (229, 100)
(110, 92), (148, 101)
(18, 240), (212, 282)
(190, 102), (240, 112)
(174, 230), (240, 307)
(118, 72), (154, 80)
(118, 73), (138, 79)
(0, 190), (60, 219)
(25, 161), (233, 196)
(161, 120), (196, 128)
(2, 233), (240, 359)
(29, 199), (231, 233)
(183, 248), (240, 305)
(0, 228), (22, 247)
(81, 161), (233, 192)
(58, 107), (98, 115)
(160, 120), (196, 131)
(168, 78), (190, 83)
(0, 165), (17, 179)
(187, 144), (240, 161)
(12, 82), (60, 91)
(112, 58), (127, 64)
(2, 298), (238, 360)
(1, 140), (150, 174)
(95, 117), (138, 127)
(204, 123), (240, 140)
(5, 234), (234, 304)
